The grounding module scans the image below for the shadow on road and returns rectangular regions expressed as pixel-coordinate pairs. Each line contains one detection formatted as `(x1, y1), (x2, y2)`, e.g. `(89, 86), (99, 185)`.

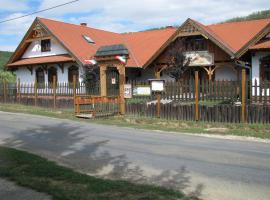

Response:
(3, 122), (204, 198)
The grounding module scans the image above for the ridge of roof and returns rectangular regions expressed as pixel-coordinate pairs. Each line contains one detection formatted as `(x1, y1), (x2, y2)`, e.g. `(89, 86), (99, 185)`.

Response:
(38, 17), (176, 68)
(38, 17), (120, 35)
(209, 17), (270, 26)
(122, 27), (177, 35)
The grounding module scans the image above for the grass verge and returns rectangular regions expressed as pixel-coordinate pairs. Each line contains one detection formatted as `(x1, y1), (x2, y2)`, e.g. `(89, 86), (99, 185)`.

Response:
(0, 103), (269, 140)
(0, 146), (197, 200)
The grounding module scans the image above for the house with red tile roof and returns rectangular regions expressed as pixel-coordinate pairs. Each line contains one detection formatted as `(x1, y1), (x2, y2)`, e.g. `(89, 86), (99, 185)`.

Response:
(6, 17), (270, 87)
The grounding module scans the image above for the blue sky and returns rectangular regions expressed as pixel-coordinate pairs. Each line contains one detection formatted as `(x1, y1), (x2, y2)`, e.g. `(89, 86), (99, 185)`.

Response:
(0, 0), (269, 51)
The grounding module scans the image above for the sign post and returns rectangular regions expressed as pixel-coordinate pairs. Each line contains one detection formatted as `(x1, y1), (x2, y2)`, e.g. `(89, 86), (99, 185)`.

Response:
(150, 79), (165, 118)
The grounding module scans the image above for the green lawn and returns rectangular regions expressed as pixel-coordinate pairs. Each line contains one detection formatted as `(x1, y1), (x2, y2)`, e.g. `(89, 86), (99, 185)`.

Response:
(0, 103), (269, 139)
(0, 146), (198, 200)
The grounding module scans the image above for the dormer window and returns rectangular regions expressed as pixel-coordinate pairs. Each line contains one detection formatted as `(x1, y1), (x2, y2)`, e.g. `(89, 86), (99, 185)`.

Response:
(83, 35), (95, 44)
(41, 39), (51, 52)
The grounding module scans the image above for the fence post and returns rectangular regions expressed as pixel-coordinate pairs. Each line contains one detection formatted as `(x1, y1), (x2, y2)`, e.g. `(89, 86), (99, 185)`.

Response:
(3, 79), (7, 103)
(241, 69), (246, 123)
(17, 78), (21, 104)
(155, 70), (161, 118)
(53, 76), (56, 109)
(195, 71), (199, 121)
(73, 75), (76, 113)
(34, 79), (38, 106)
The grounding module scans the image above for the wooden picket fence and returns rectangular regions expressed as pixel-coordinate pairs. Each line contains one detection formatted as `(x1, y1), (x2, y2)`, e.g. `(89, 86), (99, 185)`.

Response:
(126, 103), (270, 123)
(0, 72), (270, 123)
(127, 79), (270, 104)
(0, 77), (100, 109)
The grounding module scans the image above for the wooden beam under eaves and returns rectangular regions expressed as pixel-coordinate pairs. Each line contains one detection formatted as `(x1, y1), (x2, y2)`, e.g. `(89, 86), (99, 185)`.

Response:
(25, 36), (52, 43)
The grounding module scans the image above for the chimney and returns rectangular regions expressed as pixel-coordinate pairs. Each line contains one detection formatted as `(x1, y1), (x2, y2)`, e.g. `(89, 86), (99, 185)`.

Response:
(80, 23), (87, 27)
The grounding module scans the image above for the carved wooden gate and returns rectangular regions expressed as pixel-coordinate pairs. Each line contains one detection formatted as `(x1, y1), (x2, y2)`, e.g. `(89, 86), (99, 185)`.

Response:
(106, 67), (119, 96)
(74, 95), (120, 118)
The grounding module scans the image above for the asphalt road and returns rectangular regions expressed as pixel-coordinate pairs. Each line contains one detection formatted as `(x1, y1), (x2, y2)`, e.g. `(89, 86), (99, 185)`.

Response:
(0, 111), (269, 200)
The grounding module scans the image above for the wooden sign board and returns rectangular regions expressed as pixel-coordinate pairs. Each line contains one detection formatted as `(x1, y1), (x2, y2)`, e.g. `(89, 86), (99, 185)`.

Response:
(150, 80), (165, 92)
(133, 86), (151, 96)
(184, 51), (214, 66)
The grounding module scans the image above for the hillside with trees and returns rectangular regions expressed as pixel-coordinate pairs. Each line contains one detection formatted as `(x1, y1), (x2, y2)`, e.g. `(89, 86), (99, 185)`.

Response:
(0, 51), (12, 70)
(143, 9), (270, 31)
(0, 51), (16, 82)
(223, 9), (270, 23)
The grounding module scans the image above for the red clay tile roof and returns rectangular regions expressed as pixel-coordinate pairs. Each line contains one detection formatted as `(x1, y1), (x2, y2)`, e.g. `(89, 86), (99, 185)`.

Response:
(250, 40), (270, 50)
(39, 18), (176, 67)
(7, 54), (74, 67)
(9, 17), (270, 69)
(206, 19), (270, 53)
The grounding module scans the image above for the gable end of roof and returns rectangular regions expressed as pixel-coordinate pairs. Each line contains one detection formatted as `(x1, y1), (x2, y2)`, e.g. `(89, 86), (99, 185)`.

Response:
(236, 22), (270, 58)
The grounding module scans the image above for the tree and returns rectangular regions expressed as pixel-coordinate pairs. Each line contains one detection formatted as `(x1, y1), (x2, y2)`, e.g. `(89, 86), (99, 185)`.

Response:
(163, 38), (190, 81)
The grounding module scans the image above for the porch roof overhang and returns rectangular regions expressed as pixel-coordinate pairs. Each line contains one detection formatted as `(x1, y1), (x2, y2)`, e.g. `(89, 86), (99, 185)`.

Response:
(95, 44), (129, 57)
(7, 54), (75, 68)
(249, 40), (270, 50)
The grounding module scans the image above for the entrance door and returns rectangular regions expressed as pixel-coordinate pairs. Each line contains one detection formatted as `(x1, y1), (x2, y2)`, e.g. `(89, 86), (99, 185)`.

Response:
(106, 67), (119, 96)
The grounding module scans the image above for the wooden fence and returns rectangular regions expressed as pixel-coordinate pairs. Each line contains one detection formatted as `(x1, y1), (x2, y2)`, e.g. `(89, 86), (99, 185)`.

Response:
(126, 103), (270, 123)
(127, 79), (270, 104)
(0, 72), (270, 123)
(75, 95), (120, 117)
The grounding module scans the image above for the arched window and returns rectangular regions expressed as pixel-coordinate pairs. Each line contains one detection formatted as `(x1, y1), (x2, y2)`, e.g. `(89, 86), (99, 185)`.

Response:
(68, 65), (79, 83)
(48, 67), (57, 83)
(36, 67), (45, 87)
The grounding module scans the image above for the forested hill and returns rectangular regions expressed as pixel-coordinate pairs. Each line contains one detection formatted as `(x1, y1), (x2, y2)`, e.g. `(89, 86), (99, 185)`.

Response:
(223, 9), (270, 23)
(0, 51), (13, 70)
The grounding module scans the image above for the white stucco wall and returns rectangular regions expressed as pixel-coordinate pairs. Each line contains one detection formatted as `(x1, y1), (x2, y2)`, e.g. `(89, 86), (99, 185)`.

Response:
(22, 39), (68, 58)
(251, 51), (270, 84)
(251, 51), (270, 96)
(15, 63), (81, 83)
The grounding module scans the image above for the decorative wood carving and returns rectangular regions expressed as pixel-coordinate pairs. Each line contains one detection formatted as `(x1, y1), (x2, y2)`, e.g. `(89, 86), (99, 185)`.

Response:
(41, 64), (48, 74)
(26, 66), (33, 75)
(57, 63), (65, 73)
(31, 23), (49, 39)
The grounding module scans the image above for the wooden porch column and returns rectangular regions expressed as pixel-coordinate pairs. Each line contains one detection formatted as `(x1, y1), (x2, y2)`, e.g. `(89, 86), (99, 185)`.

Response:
(241, 68), (246, 123)
(117, 64), (126, 115)
(100, 64), (107, 97)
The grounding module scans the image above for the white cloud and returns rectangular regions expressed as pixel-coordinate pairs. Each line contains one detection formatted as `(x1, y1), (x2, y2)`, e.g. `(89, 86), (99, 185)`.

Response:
(0, 13), (35, 35)
(0, 0), (269, 51)
(37, 0), (270, 32)
(0, 0), (29, 12)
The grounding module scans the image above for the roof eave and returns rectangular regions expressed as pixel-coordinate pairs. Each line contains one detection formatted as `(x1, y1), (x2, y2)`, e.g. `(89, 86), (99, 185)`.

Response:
(6, 18), (40, 69)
